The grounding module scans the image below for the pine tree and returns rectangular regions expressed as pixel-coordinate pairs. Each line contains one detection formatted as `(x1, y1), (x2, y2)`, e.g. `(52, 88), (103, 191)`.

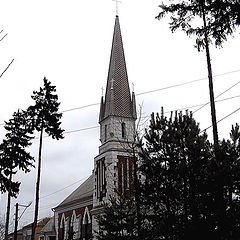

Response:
(28, 77), (64, 240)
(96, 194), (138, 240)
(213, 124), (240, 239)
(139, 111), (214, 240)
(0, 110), (34, 240)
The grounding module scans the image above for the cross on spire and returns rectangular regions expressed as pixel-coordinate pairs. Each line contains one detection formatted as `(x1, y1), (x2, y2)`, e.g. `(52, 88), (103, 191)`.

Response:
(111, 78), (115, 90)
(112, 0), (122, 16)
(132, 82), (135, 92)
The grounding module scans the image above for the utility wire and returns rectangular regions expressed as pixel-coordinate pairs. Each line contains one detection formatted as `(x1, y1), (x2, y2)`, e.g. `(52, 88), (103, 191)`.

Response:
(0, 59), (14, 79)
(201, 106), (240, 133)
(166, 94), (240, 113)
(0, 69), (239, 127)
(59, 68), (240, 114)
(40, 175), (89, 199)
(193, 79), (240, 114)
(58, 94), (240, 136)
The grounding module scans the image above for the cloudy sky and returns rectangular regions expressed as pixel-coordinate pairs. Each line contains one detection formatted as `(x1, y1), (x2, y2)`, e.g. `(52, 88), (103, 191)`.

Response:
(0, 0), (240, 231)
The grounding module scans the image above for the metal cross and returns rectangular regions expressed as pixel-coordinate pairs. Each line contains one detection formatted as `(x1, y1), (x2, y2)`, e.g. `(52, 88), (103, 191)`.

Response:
(112, 0), (122, 16)
(101, 87), (104, 96)
(111, 78), (115, 90)
(132, 82), (135, 92)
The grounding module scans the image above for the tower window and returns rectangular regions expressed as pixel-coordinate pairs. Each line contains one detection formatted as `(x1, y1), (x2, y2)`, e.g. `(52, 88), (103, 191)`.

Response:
(121, 122), (126, 138)
(104, 125), (107, 142)
(96, 158), (106, 200)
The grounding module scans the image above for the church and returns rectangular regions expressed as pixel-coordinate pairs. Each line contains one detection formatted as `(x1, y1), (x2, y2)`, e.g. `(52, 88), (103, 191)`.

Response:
(53, 14), (137, 240)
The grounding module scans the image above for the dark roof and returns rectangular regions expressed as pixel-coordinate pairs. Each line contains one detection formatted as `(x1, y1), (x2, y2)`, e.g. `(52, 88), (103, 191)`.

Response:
(99, 15), (136, 122)
(22, 217), (51, 230)
(55, 175), (93, 209)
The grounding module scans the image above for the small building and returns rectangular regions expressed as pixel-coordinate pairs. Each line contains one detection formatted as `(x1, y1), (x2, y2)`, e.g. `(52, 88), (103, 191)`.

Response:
(8, 229), (23, 240)
(22, 218), (51, 240)
(37, 217), (56, 240)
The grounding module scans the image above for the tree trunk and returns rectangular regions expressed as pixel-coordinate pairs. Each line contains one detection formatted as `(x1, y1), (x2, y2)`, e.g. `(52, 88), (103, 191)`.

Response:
(14, 203), (18, 240)
(202, 2), (219, 149)
(201, 3), (224, 238)
(4, 172), (12, 240)
(31, 126), (44, 240)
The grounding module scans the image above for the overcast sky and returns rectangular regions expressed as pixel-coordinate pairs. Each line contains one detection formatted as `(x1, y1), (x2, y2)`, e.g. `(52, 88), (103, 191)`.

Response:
(0, 0), (240, 231)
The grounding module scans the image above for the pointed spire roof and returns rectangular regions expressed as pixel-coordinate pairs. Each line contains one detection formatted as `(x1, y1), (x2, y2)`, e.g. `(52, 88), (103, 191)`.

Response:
(99, 16), (136, 122)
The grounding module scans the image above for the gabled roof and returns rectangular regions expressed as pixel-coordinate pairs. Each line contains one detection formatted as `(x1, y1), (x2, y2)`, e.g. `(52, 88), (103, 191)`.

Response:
(54, 175), (93, 210)
(99, 15), (136, 122)
(38, 217), (55, 234)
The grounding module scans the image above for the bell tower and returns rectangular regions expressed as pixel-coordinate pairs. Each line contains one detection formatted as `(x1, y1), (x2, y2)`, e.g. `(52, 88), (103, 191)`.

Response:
(92, 15), (137, 233)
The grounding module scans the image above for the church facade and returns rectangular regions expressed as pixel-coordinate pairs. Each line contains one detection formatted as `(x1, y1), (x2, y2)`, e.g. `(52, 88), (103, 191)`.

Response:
(53, 15), (137, 240)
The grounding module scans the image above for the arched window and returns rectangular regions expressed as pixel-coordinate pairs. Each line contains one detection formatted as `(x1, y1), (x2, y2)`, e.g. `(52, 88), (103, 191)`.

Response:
(104, 125), (107, 142)
(96, 158), (106, 200)
(60, 214), (66, 240)
(121, 122), (126, 138)
(71, 211), (78, 239)
(83, 207), (91, 240)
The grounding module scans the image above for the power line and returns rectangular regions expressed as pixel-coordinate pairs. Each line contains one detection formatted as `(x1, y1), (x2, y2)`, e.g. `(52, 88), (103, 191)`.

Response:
(59, 94), (240, 136)
(201, 106), (240, 133)
(39, 175), (89, 199)
(0, 69), (240, 127)
(59, 69), (240, 114)
(166, 94), (240, 113)
(193, 79), (240, 114)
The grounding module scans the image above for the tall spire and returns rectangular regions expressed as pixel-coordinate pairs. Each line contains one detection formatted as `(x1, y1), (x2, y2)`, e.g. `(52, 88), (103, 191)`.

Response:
(99, 16), (136, 122)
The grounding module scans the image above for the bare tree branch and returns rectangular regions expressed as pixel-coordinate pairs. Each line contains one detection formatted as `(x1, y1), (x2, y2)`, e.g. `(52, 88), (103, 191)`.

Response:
(0, 59), (14, 79)
(0, 33), (8, 42)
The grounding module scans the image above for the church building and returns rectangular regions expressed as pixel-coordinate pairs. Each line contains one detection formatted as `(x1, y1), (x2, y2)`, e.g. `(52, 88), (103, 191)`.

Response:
(53, 14), (137, 240)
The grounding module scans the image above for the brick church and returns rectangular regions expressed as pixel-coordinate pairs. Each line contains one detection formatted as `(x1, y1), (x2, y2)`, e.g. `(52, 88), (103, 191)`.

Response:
(53, 14), (137, 240)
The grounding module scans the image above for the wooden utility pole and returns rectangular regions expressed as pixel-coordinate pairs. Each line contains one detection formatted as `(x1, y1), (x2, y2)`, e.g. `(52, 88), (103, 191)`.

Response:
(14, 203), (18, 240)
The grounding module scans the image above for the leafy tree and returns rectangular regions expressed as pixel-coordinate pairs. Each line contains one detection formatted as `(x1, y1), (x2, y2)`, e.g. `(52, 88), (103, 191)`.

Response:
(28, 77), (64, 240)
(96, 193), (138, 240)
(156, 0), (240, 148)
(0, 110), (34, 240)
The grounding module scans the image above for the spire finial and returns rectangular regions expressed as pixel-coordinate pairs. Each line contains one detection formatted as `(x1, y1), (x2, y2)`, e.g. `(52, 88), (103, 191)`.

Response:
(101, 87), (104, 96)
(132, 82), (135, 92)
(112, 0), (122, 16)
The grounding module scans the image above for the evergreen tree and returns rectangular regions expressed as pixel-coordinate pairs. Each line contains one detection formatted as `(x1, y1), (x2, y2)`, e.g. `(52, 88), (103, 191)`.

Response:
(96, 193), (138, 240)
(28, 77), (64, 240)
(156, 0), (240, 149)
(0, 110), (34, 240)
(213, 124), (240, 239)
(139, 111), (240, 239)
(139, 111), (214, 240)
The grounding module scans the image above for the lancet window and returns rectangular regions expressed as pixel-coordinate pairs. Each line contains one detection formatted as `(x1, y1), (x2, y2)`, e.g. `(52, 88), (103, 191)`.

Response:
(96, 158), (106, 200)
(121, 122), (126, 138)
(117, 156), (136, 194)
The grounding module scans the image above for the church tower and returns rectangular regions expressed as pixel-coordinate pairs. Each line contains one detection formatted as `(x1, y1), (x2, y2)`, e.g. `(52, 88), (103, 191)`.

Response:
(92, 15), (137, 232)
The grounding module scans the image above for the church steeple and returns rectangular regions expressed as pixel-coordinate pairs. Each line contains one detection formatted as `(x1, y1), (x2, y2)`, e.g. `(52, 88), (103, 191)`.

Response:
(99, 16), (136, 123)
